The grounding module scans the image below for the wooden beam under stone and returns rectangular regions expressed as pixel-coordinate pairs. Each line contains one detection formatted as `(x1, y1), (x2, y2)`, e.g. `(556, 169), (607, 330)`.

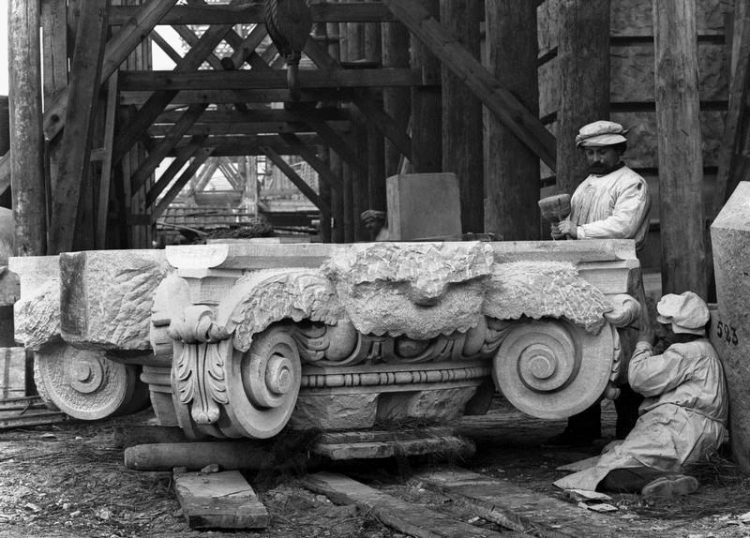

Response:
(261, 146), (327, 213)
(383, 0), (556, 168)
(49, 2), (109, 254)
(109, 3), (395, 26)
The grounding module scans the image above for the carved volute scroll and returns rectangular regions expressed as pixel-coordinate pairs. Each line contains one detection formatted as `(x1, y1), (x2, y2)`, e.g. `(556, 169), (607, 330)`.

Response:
(168, 302), (302, 439)
(34, 341), (146, 420)
(492, 319), (618, 419)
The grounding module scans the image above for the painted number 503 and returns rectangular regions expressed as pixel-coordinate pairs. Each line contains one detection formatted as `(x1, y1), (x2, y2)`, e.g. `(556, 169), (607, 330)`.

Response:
(716, 321), (739, 346)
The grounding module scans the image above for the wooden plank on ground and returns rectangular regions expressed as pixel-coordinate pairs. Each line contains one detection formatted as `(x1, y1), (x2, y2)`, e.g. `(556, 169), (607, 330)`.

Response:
(302, 472), (518, 538)
(416, 467), (622, 538)
(174, 470), (269, 529)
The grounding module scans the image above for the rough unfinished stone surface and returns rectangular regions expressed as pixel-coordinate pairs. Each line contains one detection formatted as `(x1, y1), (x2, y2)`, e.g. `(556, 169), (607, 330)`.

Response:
(10, 256), (61, 350)
(323, 242), (494, 339)
(216, 268), (344, 353)
(60, 250), (169, 351)
(711, 182), (750, 472)
(289, 391), (380, 431)
(484, 261), (612, 333)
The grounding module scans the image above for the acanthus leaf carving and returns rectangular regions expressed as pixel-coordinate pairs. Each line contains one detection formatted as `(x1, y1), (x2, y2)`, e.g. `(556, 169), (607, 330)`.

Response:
(170, 305), (232, 425)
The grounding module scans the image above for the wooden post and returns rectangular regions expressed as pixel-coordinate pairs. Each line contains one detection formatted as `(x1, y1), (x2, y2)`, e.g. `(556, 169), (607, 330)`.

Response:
(318, 147), (332, 242)
(9, 0), (46, 256)
(410, 0), (442, 173)
(41, 0), (68, 205)
(365, 2), (386, 216)
(484, 1), (540, 240)
(555, 0), (610, 195)
(326, 7), (345, 243)
(381, 20), (410, 177)
(441, 0), (483, 234)
(653, 0), (707, 297)
(48, 2), (109, 253)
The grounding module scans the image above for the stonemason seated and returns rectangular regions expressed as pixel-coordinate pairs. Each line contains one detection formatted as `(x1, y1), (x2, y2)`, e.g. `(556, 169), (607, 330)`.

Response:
(553, 291), (728, 498)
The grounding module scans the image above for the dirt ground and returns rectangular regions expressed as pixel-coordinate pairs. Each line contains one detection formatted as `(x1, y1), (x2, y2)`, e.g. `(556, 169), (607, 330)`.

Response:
(2, 398), (750, 538)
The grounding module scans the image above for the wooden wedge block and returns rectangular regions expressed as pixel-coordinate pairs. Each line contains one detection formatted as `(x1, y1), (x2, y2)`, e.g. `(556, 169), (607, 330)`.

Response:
(174, 470), (269, 530)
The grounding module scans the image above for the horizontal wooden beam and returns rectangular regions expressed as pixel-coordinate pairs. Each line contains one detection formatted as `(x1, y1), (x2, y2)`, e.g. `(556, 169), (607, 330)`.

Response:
(109, 3), (394, 26)
(155, 107), (352, 124)
(120, 88), (352, 106)
(118, 68), (422, 92)
(168, 133), (324, 157)
(149, 121), (349, 137)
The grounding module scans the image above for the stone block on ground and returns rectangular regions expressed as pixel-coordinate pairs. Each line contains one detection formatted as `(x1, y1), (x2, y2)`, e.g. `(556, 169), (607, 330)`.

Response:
(711, 182), (750, 472)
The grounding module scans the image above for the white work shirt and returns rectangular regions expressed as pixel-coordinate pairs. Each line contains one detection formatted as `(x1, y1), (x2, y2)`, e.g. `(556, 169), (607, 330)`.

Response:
(569, 165), (650, 250)
(554, 338), (728, 492)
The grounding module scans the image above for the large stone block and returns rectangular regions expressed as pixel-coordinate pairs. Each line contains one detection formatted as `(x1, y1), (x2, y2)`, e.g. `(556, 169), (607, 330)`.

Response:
(60, 250), (169, 351)
(710, 182), (750, 471)
(385, 173), (462, 240)
(9, 256), (61, 350)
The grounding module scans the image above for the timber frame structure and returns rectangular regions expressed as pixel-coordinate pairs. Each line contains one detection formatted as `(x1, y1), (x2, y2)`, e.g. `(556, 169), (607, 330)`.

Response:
(2, 0), (743, 298)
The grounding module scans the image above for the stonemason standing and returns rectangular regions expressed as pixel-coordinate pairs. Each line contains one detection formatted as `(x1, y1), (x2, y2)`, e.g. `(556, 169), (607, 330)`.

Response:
(547, 120), (651, 447)
(554, 291), (727, 498)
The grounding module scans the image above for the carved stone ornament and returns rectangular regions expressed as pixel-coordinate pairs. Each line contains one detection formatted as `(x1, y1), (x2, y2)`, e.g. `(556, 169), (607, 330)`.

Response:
(143, 240), (646, 438)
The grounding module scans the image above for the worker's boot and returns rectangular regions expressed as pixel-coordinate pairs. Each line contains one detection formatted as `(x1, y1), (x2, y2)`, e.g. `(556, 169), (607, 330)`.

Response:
(640, 474), (699, 498)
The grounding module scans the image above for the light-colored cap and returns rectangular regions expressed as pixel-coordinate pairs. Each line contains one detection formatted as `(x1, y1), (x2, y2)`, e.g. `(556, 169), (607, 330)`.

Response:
(575, 120), (629, 147)
(656, 291), (709, 336)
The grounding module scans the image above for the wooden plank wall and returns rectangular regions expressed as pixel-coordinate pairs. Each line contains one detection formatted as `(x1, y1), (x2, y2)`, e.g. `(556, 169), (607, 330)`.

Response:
(537, 0), (732, 271)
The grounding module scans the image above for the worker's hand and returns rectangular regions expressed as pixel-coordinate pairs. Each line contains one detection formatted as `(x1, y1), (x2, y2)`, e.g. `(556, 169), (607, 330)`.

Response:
(557, 219), (578, 238)
(361, 209), (386, 232)
(550, 222), (565, 240)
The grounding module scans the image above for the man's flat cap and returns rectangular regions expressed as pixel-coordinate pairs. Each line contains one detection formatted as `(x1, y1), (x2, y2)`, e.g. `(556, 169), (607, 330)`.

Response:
(575, 120), (628, 147)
